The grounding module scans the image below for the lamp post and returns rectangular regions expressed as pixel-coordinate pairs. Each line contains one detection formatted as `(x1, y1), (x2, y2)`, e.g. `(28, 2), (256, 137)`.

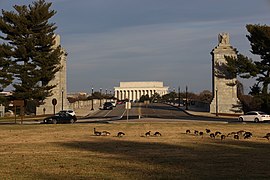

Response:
(216, 88), (218, 116)
(106, 89), (107, 102)
(110, 90), (112, 100)
(178, 86), (181, 107)
(185, 86), (188, 110)
(100, 88), (102, 107)
(61, 88), (64, 110)
(91, 88), (94, 110)
(173, 88), (175, 105)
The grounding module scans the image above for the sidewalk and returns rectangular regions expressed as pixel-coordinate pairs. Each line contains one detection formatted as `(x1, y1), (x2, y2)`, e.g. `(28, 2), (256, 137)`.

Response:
(172, 104), (240, 119)
(74, 104), (100, 118)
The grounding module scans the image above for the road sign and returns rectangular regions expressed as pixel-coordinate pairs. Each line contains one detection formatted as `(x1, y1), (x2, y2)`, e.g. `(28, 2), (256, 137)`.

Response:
(52, 98), (57, 105)
(13, 100), (24, 106)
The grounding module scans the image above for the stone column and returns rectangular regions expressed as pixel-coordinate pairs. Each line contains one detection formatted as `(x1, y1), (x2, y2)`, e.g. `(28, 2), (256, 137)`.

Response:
(210, 32), (241, 114)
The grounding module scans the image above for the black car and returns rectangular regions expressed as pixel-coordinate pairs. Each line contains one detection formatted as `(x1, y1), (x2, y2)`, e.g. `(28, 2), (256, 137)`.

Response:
(43, 112), (77, 124)
(103, 102), (113, 110)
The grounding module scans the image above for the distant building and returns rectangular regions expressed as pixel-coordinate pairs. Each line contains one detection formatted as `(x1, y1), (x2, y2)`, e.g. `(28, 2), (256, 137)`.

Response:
(114, 81), (168, 101)
(67, 92), (88, 100)
(0, 91), (12, 97)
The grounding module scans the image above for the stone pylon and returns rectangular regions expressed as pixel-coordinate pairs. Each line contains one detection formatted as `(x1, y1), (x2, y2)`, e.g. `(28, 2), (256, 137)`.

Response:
(36, 34), (67, 115)
(210, 33), (241, 114)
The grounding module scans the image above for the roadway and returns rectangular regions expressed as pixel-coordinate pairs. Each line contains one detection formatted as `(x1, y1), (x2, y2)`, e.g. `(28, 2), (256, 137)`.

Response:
(82, 103), (237, 123)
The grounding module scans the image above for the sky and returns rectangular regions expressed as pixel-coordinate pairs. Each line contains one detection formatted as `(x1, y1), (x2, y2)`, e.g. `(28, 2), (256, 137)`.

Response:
(1, 0), (270, 94)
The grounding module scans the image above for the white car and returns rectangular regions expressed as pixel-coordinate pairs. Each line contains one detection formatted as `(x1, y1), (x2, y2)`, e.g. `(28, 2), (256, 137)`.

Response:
(59, 109), (76, 117)
(238, 111), (270, 123)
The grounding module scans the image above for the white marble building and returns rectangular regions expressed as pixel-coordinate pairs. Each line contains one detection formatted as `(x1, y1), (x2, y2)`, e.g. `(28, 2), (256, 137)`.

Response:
(114, 81), (168, 101)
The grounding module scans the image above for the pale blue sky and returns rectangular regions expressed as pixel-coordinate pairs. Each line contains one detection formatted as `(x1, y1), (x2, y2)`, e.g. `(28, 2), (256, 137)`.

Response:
(1, 0), (270, 93)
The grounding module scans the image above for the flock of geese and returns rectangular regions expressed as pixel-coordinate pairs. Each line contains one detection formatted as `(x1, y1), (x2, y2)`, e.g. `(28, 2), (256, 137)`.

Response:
(93, 127), (270, 141)
(186, 128), (270, 141)
(93, 128), (161, 137)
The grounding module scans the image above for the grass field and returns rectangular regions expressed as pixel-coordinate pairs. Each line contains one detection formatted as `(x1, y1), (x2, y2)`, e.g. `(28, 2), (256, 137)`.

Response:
(0, 120), (270, 179)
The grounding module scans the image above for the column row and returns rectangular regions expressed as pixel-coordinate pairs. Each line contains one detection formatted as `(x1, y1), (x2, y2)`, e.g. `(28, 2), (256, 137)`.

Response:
(115, 89), (167, 101)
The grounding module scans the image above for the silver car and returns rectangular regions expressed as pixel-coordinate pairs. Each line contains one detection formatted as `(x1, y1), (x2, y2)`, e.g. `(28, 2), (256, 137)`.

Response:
(238, 111), (270, 123)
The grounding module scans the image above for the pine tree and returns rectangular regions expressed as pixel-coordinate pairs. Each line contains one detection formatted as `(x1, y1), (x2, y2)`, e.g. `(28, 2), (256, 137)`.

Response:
(0, 0), (62, 104)
(0, 43), (13, 92)
(224, 24), (270, 112)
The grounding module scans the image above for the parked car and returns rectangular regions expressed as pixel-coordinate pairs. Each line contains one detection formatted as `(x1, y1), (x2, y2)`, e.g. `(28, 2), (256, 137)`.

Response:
(102, 102), (113, 110)
(238, 111), (270, 123)
(43, 112), (77, 124)
(58, 109), (76, 116)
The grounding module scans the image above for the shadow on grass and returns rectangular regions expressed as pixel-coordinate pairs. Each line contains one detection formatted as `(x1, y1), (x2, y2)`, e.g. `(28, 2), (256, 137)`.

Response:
(58, 138), (270, 179)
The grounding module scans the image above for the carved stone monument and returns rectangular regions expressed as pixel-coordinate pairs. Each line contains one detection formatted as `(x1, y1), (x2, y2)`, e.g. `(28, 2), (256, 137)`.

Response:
(36, 35), (67, 115)
(210, 33), (241, 114)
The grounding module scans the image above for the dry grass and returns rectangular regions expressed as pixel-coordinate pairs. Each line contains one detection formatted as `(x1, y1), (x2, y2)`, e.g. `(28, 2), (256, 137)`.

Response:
(0, 120), (270, 179)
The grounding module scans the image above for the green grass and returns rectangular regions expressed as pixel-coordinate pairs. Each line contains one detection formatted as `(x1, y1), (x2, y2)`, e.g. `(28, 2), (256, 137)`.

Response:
(0, 121), (270, 179)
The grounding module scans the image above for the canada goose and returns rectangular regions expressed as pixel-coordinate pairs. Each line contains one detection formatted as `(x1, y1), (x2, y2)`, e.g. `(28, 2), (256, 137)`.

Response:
(145, 131), (151, 137)
(210, 133), (215, 139)
(206, 129), (211, 133)
(244, 134), (252, 139)
(194, 130), (199, 135)
(94, 128), (101, 136)
(154, 132), (162, 136)
(102, 131), (110, 136)
(186, 130), (191, 134)
(215, 131), (222, 136)
(263, 135), (269, 140)
(117, 132), (125, 137)
(243, 132), (252, 137)
(266, 133), (270, 137)
(221, 135), (226, 140)
(199, 132), (204, 136)
(234, 134), (239, 140)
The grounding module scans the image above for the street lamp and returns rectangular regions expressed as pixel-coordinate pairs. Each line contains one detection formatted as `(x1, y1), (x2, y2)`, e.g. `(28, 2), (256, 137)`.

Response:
(61, 88), (64, 110)
(185, 86), (188, 110)
(106, 89), (107, 102)
(216, 88), (218, 116)
(100, 88), (102, 107)
(178, 86), (181, 107)
(91, 87), (94, 110)
(173, 87), (175, 105)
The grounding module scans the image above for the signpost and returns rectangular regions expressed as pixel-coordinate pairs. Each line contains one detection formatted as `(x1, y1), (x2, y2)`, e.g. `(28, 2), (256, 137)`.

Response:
(125, 102), (131, 122)
(52, 98), (57, 115)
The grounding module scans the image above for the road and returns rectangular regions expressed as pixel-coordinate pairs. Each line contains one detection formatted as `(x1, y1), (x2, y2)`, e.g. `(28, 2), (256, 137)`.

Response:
(82, 103), (237, 122)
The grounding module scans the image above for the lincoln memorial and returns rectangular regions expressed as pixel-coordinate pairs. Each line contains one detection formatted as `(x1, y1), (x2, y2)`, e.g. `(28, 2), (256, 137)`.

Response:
(114, 81), (169, 101)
